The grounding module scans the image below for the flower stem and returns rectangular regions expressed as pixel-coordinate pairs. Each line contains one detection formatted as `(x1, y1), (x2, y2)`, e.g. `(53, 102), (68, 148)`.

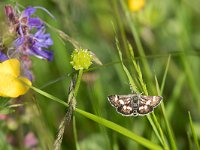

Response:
(72, 69), (83, 150)
(73, 115), (80, 150)
(74, 69), (83, 97)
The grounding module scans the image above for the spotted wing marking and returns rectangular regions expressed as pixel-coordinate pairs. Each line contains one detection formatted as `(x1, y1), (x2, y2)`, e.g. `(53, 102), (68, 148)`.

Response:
(107, 94), (162, 116)
(107, 95), (135, 116)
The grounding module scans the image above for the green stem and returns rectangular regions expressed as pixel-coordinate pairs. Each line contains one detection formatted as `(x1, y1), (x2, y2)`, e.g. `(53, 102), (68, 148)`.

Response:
(112, 0), (130, 59)
(119, 0), (154, 89)
(74, 69), (83, 97)
(73, 116), (80, 150)
(51, 69), (83, 150)
(72, 69), (83, 150)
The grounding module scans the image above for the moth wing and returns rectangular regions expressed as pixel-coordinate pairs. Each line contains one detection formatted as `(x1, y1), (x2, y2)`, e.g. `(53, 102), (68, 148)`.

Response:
(116, 103), (134, 116)
(137, 102), (153, 115)
(107, 95), (134, 116)
(140, 95), (162, 108)
(107, 95), (133, 108)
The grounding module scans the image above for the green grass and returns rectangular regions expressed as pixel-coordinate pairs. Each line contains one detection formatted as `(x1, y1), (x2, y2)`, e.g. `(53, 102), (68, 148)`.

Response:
(0, 0), (200, 150)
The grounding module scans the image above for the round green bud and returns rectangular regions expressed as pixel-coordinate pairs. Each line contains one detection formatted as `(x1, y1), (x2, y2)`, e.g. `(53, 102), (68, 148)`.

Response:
(70, 49), (92, 70)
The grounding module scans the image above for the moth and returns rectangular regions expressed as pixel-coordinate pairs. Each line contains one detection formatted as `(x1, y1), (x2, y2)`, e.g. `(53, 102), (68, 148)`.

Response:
(107, 94), (162, 116)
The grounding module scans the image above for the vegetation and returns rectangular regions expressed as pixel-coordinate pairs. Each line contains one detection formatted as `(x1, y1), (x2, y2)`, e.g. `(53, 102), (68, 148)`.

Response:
(0, 0), (200, 149)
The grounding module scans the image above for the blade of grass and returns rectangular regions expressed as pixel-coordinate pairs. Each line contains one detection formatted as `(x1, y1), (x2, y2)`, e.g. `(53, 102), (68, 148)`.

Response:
(119, 0), (154, 91)
(75, 108), (163, 150)
(128, 42), (167, 148)
(187, 132), (193, 150)
(166, 74), (185, 120)
(128, 43), (148, 94)
(188, 112), (200, 150)
(157, 56), (177, 150)
(116, 35), (164, 147)
(115, 37), (139, 93)
(180, 54), (200, 109)
(111, 0), (130, 58)
(31, 86), (162, 150)
(146, 115), (164, 148)
(87, 81), (112, 150)
(30, 86), (68, 107)
(160, 55), (171, 94)
(116, 38), (166, 149)
(151, 112), (170, 150)
(160, 102), (177, 150)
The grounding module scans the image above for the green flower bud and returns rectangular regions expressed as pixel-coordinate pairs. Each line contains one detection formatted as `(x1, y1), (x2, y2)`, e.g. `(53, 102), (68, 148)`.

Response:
(70, 49), (92, 70)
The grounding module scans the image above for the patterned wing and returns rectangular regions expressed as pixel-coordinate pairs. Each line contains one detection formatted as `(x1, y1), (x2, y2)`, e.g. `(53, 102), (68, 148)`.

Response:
(108, 94), (162, 116)
(137, 96), (162, 115)
(107, 95), (135, 116)
(140, 96), (162, 107)
(137, 102), (153, 115)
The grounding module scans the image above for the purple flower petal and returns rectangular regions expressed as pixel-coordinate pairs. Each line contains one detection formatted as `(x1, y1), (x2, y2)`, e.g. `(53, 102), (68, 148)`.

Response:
(34, 38), (53, 48)
(34, 27), (45, 37)
(31, 47), (53, 61)
(28, 17), (43, 28)
(18, 24), (24, 36)
(14, 37), (25, 47)
(0, 52), (8, 61)
(24, 69), (33, 81)
(21, 7), (36, 17)
(30, 28), (53, 48)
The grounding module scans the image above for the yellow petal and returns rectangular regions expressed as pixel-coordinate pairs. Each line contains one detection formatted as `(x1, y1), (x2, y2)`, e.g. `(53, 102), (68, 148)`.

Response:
(128, 0), (145, 12)
(0, 59), (20, 77)
(0, 59), (32, 98)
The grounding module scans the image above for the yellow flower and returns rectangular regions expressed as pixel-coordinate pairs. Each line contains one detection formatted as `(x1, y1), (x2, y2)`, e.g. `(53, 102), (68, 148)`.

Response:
(128, 0), (145, 12)
(0, 59), (32, 98)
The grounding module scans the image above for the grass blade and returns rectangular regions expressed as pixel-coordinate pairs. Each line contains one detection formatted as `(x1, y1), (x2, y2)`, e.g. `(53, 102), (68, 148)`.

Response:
(119, 0), (154, 89)
(75, 108), (163, 150)
(158, 56), (177, 150)
(115, 31), (166, 148)
(188, 112), (200, 150)
(31, 86), (162, 150)
(160, 55), (171, 94)
(115, 37), (139, 93)
(166, 74), (185, 120)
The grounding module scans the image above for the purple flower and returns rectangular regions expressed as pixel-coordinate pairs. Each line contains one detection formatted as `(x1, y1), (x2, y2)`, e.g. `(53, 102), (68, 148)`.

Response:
(0, 52), (8, 62)
(21, 7), (43, 27)
(8, 6), (54, 61)
(17, 7), (43, 36)
(4, 5), (54, 80)
(14, 27), (53, 61)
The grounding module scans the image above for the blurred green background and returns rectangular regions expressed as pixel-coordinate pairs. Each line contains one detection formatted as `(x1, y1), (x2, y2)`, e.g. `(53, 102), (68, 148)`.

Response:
(0, 0), (200, 149)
